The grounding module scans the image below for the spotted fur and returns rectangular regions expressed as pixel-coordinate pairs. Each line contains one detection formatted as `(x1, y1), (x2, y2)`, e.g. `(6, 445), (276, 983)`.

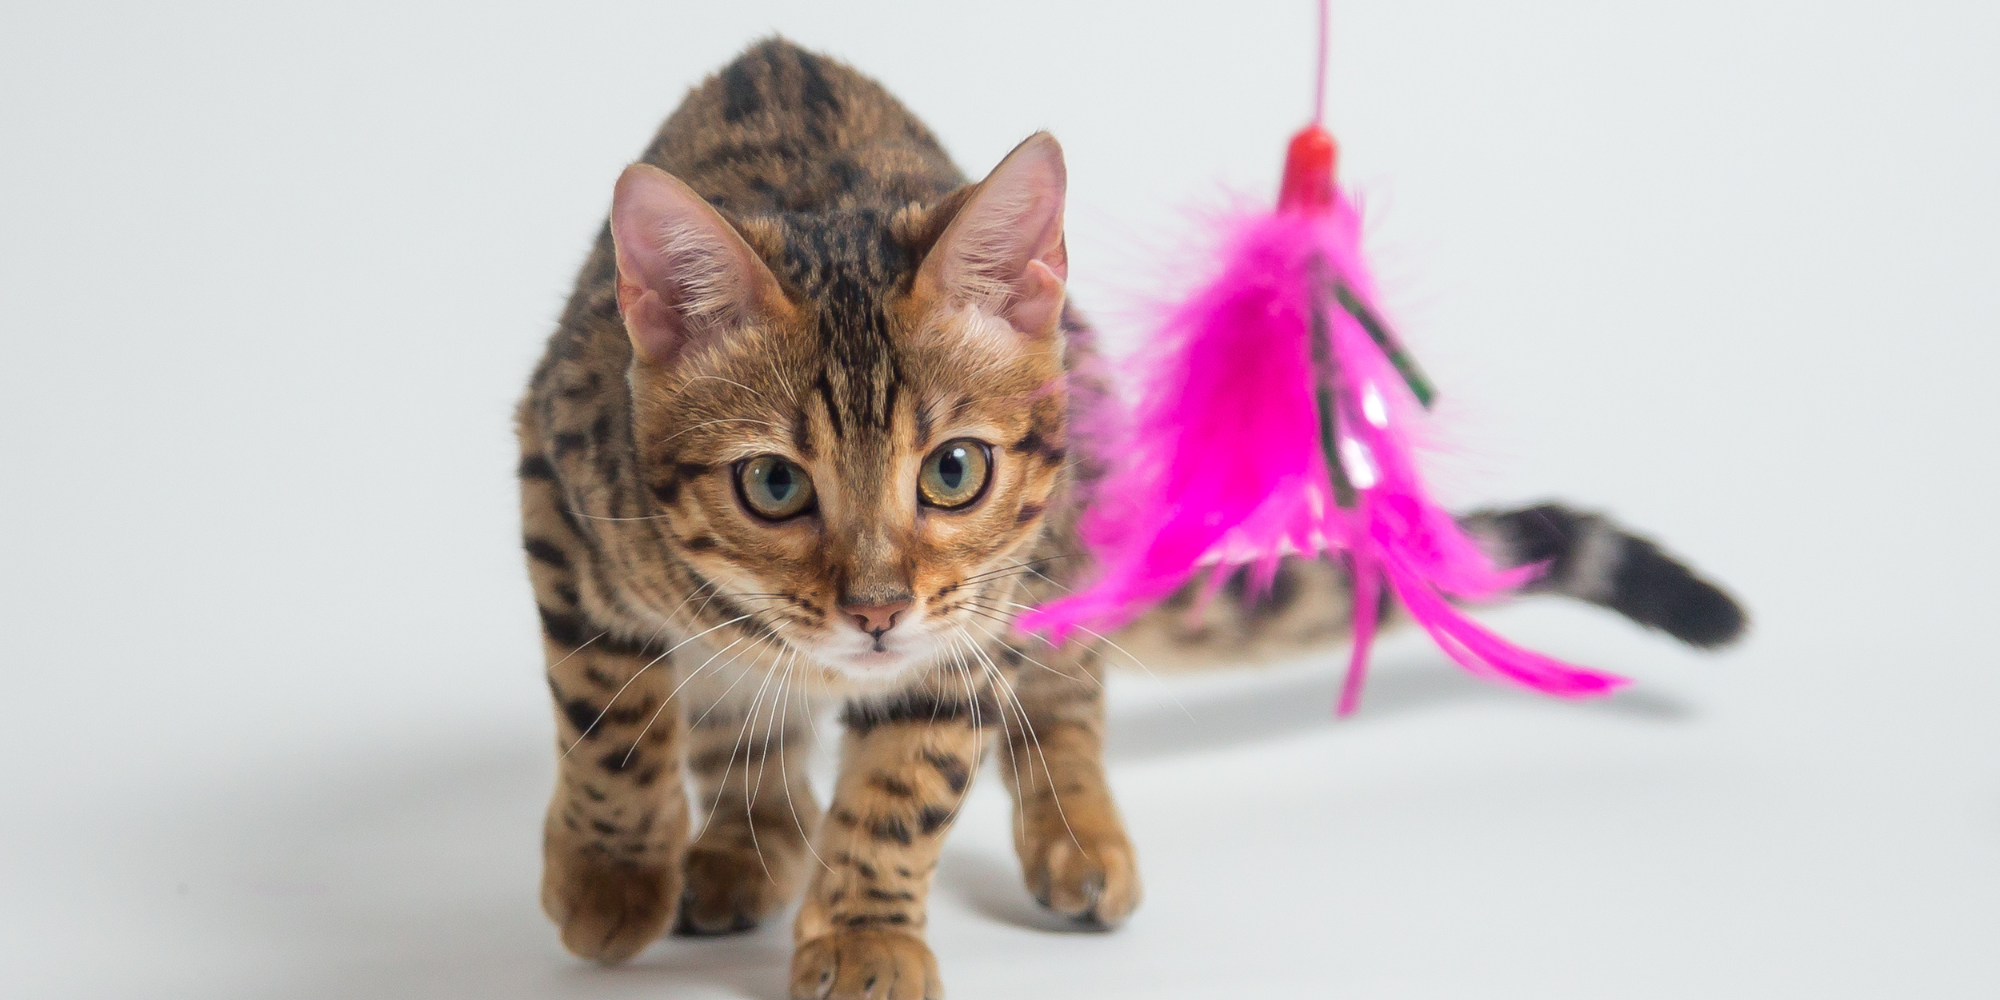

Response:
(519, 38), (1746, 995)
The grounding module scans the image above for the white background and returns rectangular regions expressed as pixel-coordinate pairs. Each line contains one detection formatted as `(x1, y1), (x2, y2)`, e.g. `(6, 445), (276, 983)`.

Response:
(3, 1), (1996, 997)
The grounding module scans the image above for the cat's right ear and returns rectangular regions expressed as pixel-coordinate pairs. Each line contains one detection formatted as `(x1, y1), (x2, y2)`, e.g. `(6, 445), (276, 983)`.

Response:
(609, 164), (790, 366)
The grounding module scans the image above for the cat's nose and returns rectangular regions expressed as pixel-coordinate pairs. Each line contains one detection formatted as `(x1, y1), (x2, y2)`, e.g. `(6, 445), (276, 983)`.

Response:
(842, 598), (911, 637)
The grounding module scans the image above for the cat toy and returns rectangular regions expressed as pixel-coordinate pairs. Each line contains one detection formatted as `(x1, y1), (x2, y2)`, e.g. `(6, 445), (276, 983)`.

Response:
(1020, 0), (1627, 714)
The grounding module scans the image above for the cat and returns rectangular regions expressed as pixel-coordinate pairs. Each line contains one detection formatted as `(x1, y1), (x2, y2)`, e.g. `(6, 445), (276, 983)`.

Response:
(517, 37), (1745, 999)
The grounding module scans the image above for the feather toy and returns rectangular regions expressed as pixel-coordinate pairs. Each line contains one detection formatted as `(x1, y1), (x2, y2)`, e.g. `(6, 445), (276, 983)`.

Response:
(1020, 0), (1628, 714)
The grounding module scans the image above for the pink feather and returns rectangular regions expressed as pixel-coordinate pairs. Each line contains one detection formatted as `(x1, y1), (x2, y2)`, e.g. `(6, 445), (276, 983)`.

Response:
(1020, 177), (1627, 713)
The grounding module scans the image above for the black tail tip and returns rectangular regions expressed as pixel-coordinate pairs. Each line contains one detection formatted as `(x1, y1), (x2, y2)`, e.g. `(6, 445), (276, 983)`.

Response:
(1606, 537), (1749, 649)
(1467, 503), (1749, 650)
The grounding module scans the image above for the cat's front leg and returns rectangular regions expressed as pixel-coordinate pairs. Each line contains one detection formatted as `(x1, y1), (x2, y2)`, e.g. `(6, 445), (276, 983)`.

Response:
(677, 675), (820, 936)
(789, 687), (989, 1000)
(538, 633), (690, 963)
(997, 641), (1141, 927)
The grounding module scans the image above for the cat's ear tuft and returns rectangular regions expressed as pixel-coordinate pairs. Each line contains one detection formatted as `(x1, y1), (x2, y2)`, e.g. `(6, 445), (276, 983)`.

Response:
(610, 164), (789, 365)
(918, 132), (1068, 337)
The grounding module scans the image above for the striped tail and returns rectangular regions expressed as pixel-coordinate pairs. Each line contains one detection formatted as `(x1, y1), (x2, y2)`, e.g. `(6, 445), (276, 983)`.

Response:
(1461, 503), (1747, 649)
(1098, 502), (1747, 671)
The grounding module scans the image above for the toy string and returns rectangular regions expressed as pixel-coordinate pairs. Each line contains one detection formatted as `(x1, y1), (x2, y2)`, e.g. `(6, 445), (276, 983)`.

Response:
(1312, 0), (1329, 124)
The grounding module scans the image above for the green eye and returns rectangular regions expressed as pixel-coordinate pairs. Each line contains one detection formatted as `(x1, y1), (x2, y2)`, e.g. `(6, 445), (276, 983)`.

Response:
(737, 455), (815, 520)
(919, 439), (992, 510)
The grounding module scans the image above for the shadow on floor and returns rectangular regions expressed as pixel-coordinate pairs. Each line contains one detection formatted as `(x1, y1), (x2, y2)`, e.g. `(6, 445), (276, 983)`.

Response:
(146, 654), (1688, 997)
(1106, 655), (1689, 764)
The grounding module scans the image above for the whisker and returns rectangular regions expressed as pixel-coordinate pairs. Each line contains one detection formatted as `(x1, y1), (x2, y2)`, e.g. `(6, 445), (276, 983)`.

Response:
(954, 632), (1027, 843)
(657, 579), (721, 631)
(661, 417), (784, 444)
(566, 509), (675, 522)
(948, 603), (1023, 630)
(955, 553), (1089, 588)
(958, 615), (1099, 689)
(739, 634), (792, 882)
(688, 634), (778, 841)
(684, 631), (767, 731)
(763, 355), (800, 406)
(748, 637), (796, 813)
(964, 631), (1083, 853)
(678, 374), (765, 398)
(774, 647), (833, 874)
(697, 631), (784, 847)
(956, 349), (1059, 384)
(619, 630), (762, 768)
(945, 636), (989, 818)
(998, 600), (1196, 722)
(562, 613), (753, 757)
(544, 630), (606, 671)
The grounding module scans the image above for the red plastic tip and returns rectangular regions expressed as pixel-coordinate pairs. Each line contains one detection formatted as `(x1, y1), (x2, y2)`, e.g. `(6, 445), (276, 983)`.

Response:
(1278, 125), (1339, 214)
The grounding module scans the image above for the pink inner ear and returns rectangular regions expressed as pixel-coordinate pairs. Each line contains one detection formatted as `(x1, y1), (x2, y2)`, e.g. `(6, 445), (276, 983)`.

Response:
(927, 132), (1070, 336)
(1007, 259), (1066, 336)
(615, 276), (682, 362)
(609, 163), (778, 364)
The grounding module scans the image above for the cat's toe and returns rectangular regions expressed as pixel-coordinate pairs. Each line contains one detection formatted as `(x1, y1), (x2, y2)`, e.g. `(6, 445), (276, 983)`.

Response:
(540, 849), (679, 963)
(790, 930), (941, 1000)
(1025, 832), (1141, 928)
(674, 844), (798, 936)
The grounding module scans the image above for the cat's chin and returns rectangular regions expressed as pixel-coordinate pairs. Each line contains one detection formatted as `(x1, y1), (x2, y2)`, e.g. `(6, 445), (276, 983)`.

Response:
(813, 643), (937, 688)
(841, 649), (910, 670)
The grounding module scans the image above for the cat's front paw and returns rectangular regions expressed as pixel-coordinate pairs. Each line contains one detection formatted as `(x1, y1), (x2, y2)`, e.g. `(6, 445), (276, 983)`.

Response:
(675, 843), (801, 936)
(1022, 827), (1141, 928)
(790, 930), (942, 1000)
(540, 846), (680, 963)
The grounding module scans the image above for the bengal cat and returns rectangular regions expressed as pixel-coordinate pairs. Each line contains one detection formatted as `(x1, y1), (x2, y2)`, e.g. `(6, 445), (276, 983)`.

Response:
(517, 38), (1746, 999)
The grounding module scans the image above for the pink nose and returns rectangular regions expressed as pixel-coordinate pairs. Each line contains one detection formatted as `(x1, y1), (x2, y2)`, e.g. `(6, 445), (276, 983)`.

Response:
(843, 600), (910, 636)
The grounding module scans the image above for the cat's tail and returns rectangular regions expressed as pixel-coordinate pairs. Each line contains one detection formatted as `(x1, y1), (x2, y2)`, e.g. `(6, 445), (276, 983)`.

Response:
(1100, 502), (1746, 670)
(1459, 503), (1747, 649)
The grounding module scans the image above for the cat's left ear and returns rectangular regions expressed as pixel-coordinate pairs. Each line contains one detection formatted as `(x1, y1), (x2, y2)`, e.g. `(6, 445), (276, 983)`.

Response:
(917, 132), (1068, 337)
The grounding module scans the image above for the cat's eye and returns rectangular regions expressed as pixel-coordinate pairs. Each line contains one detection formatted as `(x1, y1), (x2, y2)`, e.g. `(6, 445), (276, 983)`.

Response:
(918, 439), (992, 510)
(736, 455), (816, 521)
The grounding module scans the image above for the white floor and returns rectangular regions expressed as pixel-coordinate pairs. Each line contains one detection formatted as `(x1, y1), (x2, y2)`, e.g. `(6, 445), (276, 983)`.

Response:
(4, 2), (1997, 998)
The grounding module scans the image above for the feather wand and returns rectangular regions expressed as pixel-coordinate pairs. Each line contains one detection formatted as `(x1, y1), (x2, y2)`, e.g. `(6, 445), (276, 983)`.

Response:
(1020, 0), (1627, 714)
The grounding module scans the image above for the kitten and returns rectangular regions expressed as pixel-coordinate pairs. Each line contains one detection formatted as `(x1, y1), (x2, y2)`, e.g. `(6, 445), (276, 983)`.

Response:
(518, 38), (1745, 998)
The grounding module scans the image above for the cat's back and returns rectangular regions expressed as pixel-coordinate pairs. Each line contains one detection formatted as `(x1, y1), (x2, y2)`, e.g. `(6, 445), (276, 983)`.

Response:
(645, 39), (966, 215)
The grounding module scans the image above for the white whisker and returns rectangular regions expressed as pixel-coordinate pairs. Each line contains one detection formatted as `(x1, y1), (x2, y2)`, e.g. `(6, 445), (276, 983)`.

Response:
(661, 417), (783, 444)
(678, 374), (765, 398)
(958, 614), (1099, 690)
(619, 631), (760, 768)
(543, 630), (606, 671)
(775, 647), (833, 875)
(964, 629), (1082, 853)
(561, 613), (754, 758)
(999, 600), (1196, 722)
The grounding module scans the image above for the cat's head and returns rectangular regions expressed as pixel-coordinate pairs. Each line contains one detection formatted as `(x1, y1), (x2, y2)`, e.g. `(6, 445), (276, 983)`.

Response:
(611, 134), (1071, 688)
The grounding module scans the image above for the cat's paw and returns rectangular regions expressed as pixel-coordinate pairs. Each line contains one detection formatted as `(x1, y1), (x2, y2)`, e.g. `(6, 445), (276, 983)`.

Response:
(675, 844), (799, 936)
(790, 930), (942, 1000)
(540, 848), (679, 963)
(1022, 828), (1141, 928)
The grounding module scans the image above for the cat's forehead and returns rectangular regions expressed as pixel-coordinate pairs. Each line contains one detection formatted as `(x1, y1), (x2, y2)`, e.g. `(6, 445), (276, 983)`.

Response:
(685, 207), (1057, 444)
(769, 209), (916, 298)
